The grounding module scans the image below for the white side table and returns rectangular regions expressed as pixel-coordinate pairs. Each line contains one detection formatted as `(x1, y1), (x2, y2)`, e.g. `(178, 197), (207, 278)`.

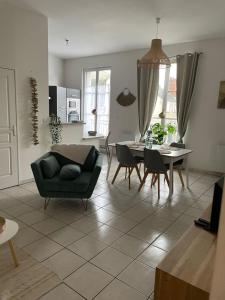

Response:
(0, 219), (19, 267)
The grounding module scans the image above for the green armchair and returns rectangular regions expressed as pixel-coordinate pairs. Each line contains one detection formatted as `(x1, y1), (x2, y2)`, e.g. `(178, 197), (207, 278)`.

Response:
(31, 149), (102, 210)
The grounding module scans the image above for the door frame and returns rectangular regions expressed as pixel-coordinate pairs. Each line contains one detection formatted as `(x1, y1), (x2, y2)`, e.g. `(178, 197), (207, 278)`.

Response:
(0, 66), (19, 188)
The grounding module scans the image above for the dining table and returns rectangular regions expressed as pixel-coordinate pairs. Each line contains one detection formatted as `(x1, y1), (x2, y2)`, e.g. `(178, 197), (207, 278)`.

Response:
(106, 141), (193, 198)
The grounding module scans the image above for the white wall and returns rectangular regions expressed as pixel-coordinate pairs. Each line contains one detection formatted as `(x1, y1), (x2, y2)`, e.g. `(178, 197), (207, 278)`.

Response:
(64, 38), (225, 173)
(0, 3), (49, 182)
(48, 54), (64, 86)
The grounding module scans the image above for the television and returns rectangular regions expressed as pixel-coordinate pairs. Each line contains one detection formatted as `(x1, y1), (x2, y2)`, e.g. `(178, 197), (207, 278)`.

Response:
(195, 176), (224, 233)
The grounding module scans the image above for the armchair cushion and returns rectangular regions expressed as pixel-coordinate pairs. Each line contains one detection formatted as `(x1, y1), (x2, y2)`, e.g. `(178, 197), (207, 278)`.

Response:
(44, 172), (92, 193)
(60, 164), (81, 180)
(40, 155), (60, 178)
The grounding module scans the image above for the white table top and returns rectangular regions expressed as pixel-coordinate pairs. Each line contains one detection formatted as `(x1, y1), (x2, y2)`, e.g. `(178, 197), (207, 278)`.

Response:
(109, 141), (192, 158)
(0, 219), (19, 245)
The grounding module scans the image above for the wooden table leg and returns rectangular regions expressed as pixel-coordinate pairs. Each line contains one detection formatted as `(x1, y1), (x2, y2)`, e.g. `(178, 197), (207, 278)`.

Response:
(8, 240), (19, 267)
(106, 146), (113, 180)
(185, 156), (190, 188)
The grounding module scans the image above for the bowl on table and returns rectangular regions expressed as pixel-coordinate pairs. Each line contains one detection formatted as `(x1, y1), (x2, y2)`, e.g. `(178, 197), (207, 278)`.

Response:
(88, 131), (97, 136)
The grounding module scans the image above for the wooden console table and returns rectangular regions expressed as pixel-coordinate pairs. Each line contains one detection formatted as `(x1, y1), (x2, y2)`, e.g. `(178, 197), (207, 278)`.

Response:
(154, 208), (216, 300)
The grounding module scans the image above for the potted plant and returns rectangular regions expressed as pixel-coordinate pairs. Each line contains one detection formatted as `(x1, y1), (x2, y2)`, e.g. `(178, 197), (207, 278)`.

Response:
(151, 123), (167, 145)
(167, 123), (176, 143)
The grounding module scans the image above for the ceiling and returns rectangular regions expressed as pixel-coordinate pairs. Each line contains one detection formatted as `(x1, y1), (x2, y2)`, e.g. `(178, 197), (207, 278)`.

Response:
(3, 0), (225, 59)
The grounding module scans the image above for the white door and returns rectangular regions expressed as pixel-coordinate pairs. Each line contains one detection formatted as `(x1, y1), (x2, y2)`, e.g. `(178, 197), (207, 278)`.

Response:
(0, 68), (18, 189)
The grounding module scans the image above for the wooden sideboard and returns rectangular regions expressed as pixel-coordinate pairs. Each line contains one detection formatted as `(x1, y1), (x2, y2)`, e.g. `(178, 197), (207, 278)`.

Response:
(154, 208), (217, 300)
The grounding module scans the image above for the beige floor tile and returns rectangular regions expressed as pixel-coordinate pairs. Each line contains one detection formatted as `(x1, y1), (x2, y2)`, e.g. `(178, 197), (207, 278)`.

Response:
(70, 216), (104, 233)
(48, 226), (85, 246)
(43, 249), (85, 279)
(14, 227), (43, 248)
(68, 235), (107, 260)
(112, 234), (149, 258)
(64, 262), (113, 299)
(152, 233), (179, 251)
(89, 208), (117, 223)
(3, 203), (33, 217)
(118, 260), (155, 296)
(137, 245), (167, 268)
(18, 210), (48, 225)
(184, 207), (204, 218)
(88, 224), (124, 245)
(122, 202), (156, 222)
(32, 218), (65, 235)
(153, 207), (181, 222)
(106, 215), (137, 233)
(40, 284), (84, 300)
(24, 237), (63, 262)
(91, 247), (133, 276)
(94, 278), (146, 300)
(128, 224), (161, 244)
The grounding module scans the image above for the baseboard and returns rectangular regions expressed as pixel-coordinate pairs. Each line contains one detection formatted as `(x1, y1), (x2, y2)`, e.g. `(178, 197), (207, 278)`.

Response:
(19, 178), (34, 185)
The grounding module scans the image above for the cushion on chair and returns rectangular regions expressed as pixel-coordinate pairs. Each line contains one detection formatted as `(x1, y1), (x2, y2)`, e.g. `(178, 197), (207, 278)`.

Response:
(40, 155), (60, 178)
(59, 164), (81, 180)
(82, 146), (98, 171)
(44, 172), (92, 193)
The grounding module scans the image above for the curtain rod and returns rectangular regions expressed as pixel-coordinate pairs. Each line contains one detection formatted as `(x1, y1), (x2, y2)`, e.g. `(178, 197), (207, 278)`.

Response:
(171, 52), (203, 58)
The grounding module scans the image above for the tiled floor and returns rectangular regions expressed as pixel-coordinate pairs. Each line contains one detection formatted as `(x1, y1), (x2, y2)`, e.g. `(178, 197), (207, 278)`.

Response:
(0, 155), (219, 299)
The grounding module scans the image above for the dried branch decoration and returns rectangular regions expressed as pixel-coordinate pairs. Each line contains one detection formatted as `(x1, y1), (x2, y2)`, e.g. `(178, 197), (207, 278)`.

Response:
(30, 77), (39, 145)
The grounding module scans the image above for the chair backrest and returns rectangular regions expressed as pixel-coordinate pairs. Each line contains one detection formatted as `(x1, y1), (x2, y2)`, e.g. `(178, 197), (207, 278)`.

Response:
(170, 142), (185, 149)
(116, 144), (136, 166)
(144, 148), (167, 173)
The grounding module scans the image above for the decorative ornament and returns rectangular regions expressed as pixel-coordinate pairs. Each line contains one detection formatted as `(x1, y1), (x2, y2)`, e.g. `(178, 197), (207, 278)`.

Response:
(30, 77), (39, 145)
(49, 114), (63, 144)
(116, 88), (136, 106)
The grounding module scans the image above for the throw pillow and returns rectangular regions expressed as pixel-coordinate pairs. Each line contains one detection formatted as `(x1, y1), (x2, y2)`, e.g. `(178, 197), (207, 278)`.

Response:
(41, 155), (60, 178)
(59, 164), (81, 180)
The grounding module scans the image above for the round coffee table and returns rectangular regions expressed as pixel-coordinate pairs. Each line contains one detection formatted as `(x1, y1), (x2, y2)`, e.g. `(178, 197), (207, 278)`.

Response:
(0, 219), (19, 267)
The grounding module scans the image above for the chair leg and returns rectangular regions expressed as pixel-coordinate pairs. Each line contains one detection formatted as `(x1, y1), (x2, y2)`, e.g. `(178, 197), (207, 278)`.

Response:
(112, 164), (121, 184)
(125, 167), (127, 179)
(164, 172), (170, 187)
(135, 165), (142, 183)
(178, 169), (185, 187)
(44, 197), (50, 210)
(138, 170), (149, 192)
(82, 198), (88, 211)
(158, 174), (160, 199)
(152, 174), (158, 186)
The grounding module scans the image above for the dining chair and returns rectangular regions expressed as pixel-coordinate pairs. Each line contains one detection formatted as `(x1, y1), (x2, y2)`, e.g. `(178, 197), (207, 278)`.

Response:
(100, 131), (111, 163)
(112, 144), (142, 189)
(170, 142), (185, 187)
(138, 148), (169, 198)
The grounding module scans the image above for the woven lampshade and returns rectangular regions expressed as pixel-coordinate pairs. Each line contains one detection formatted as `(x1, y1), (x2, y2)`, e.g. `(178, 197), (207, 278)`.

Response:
(138, 18), (171, 68)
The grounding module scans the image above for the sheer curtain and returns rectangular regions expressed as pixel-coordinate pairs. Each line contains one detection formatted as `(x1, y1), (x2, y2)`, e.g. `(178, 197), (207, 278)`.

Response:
(176, 52), (200, 142)
(137, 61), (159, 140)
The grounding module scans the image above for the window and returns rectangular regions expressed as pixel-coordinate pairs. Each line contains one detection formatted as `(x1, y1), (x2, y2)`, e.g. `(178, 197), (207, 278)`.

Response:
(151, 62), (177, 129)
(83, 68), (111, 136)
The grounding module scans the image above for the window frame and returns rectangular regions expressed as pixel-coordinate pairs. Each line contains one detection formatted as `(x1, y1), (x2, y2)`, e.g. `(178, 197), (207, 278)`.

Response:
(82, 66), (112, 135)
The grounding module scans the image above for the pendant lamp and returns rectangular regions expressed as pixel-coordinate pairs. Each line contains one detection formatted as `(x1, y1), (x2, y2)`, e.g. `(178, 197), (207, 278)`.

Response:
(138, 18), (170, 68)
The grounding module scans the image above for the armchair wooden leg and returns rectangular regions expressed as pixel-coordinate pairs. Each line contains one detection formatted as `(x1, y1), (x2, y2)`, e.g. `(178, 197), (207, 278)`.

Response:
(112, 164), (121, 184)
(138, 170), (149, 192)
(178, 169), (185, 187)
(135, 165), (142, 183)
(82, 198), (88, 211)
(44, 197), (50, 210)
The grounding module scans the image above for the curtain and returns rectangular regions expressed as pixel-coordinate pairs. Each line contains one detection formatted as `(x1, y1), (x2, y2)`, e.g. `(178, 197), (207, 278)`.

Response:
(176, 52), (200, 142)
(137, 61), (159, 140)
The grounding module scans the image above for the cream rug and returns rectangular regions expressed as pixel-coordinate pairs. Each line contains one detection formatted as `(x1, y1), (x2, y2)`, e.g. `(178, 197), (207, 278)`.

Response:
(0, 245), (60, 300)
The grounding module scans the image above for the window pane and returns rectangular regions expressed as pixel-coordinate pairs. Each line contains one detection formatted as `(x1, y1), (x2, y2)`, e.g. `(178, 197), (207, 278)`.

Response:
(165, 63), (177, 123)
(96, 69), (111, 136)
(83, 71), (96, 133)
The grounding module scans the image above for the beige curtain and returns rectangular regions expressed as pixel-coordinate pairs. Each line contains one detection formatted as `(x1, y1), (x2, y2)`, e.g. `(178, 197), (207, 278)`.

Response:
(176, 52), (200, 142)
(137, 61), (159, 140)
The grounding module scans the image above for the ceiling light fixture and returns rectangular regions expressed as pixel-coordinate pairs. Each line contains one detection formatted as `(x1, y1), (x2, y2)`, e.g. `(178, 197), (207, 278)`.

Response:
(138, 17), (170, 68)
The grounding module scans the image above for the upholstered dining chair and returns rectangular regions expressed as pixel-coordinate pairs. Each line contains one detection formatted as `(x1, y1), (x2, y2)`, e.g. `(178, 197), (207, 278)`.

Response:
(100, 131), (111, 163)
(138, 148), (169, 198)
(112, 144), (142, 189)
